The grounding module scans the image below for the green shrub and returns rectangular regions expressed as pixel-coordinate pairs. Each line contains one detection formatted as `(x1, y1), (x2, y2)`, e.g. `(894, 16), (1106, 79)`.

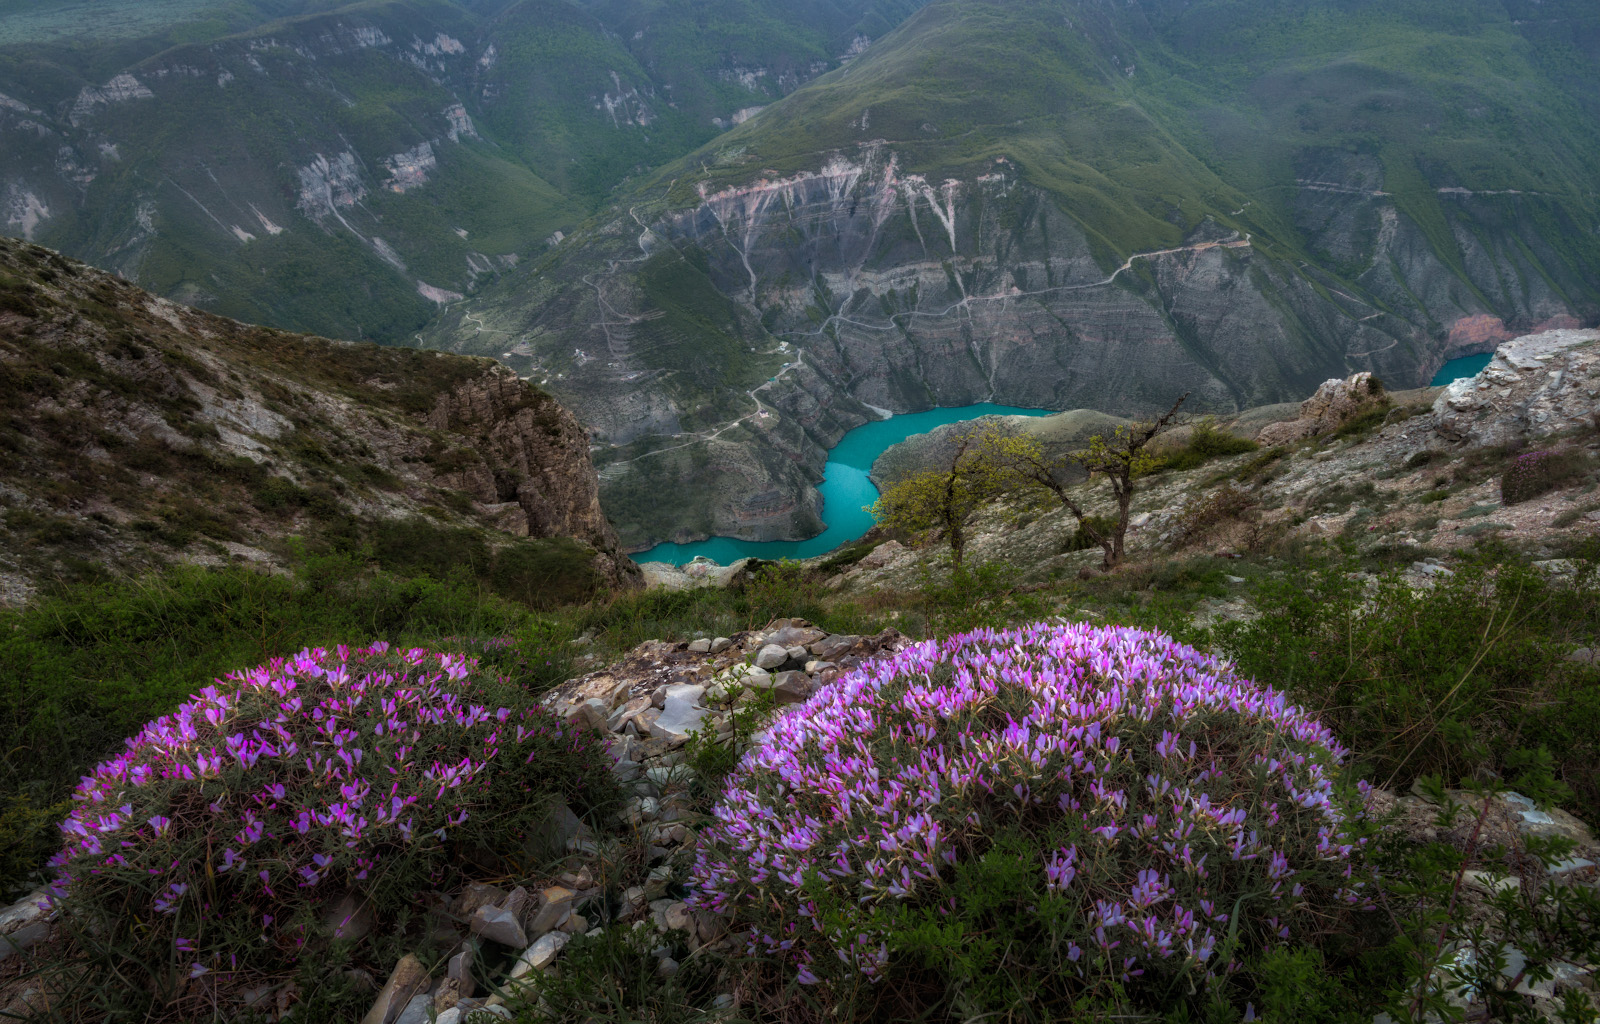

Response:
(41, 644), (616, 1021)
(1213, 554), (1600, 818)
(1501, 449), (1589, 505)
(1061, 514), (1116, 552)
(1157, 417), (1258, 472)
(1333, 404), (1393, 438)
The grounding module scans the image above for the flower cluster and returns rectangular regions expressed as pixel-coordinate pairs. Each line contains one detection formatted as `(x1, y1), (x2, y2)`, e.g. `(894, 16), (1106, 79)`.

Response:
(1500, 449), (1582, 505)
(49, 643), (607, 987)
(689, 622), (1371, 998)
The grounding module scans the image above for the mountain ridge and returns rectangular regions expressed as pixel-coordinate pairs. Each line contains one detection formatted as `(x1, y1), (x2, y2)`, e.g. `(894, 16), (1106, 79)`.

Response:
(422, 0), (1600, 548)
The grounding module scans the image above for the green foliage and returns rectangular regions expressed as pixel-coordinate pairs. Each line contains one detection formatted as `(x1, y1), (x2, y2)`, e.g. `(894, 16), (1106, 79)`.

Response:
(1333, 403), (1395, 439)
(1157, 418), (1259, 472)
(1063, 514), (1118, 553)
(1212, 554), (1600, 818)
(519, 921), (724, 1024)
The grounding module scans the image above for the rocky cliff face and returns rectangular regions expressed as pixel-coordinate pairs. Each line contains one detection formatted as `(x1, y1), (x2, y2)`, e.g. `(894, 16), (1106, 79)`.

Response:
(429, 144), (1596, 549)
(0, 236), (636, 604)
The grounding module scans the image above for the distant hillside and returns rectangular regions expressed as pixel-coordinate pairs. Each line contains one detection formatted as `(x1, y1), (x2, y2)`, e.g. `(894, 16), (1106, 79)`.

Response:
(0, 234), (637, 605)
(425, 0), (1600, 548)
(0, 0), (929, 342)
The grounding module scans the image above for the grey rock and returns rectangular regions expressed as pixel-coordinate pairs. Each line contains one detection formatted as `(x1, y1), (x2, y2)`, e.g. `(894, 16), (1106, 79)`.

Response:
(360, 955), (431, 1024)
(0, 922), (50, 962)
(646, 764), (695, 790)
(644, 864), (673, 899)
(754, 644), (789, 669)
(687, 638), (712, 653)
(611, 759), (642, 783)
(656, 956), (680, 978)
(1547, 857), (1596, 877)
(648, 683), (708, 745)
(447, 951), (474, 997)
(768, 625), (827, 647)
(577, 698), (611, 732)
(709, 637), (732, 654)
(810, 635), (861, 661)
(785, 645), (808, 663)
(0, 892), (49, 936)
(528, 886), (575, 935)
(772, 670), (814, 704)
(803, 659), (836, 674)
(469, 905), (527, 947)
(738, 665), (773, 689)
(510, 931), (571, 979)
(393, 993), (434, 1024)
(663, 902), (694, 932)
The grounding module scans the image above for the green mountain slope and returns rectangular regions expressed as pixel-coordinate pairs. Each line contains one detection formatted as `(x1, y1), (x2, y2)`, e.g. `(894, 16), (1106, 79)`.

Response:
(422, 0), (1600, 549)
(0, 0), (931, 341)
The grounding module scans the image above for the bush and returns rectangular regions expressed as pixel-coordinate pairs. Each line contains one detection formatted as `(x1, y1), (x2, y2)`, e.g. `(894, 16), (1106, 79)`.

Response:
(689, 623), (1372, 1019)
(42, 643), (614, 1018)
(1501, 449), (1588, 504)
(1214, 554), (1600, 818)
(1062, 514), (1117, 552)
(1157, 418), (1258, 472)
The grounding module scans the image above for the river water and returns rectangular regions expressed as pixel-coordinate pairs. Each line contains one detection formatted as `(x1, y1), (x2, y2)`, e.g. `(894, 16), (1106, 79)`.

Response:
(1430, 353), (1493, 386)
(635, 403), (1053, 565)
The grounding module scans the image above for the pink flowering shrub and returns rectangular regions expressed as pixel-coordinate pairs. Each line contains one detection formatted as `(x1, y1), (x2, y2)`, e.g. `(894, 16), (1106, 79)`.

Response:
(690, 623), (1373, 1016)
(1500, 448), (1587, 504)
(46, 642), (612, 1007)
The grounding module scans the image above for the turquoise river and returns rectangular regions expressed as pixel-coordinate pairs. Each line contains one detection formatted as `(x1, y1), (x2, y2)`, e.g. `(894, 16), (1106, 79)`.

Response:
(635, 404), (1053, 565)
(636, 358), (1493, 566)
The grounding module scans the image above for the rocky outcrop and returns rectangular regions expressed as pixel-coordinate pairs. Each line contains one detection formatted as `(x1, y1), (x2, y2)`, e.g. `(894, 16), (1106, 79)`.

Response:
(425, 372), (637, 586)
(1432, 329), (1600, 449)
(1256, 372), (1386, 445)
(431, 142), (1596, 548)
(0, 237), (637, 598)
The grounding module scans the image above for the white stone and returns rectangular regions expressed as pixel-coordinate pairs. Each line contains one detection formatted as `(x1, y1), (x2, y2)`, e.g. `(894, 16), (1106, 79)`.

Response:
(754, 644), (788, 669)
(648, 684), (708, 745)
(510, 931), (571, 979)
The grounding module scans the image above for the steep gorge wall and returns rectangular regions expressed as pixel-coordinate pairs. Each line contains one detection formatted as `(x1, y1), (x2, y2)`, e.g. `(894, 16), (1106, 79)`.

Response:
(430, 141), (1594, 548)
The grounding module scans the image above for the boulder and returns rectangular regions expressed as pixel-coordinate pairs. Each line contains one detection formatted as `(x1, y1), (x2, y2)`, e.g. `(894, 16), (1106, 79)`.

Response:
(857, 541), (904, 570)
(767, 625), (827, 648)
(469, 905), (527, 947)
(1257, 372), (1386, 446)
(528, 886), (575, 935)
(772, 671), (814, 704)
(360, 955), (431, 1024)
(510, 931), (571, 979)
(1433, 329), (1600, 447)
(754, 644), (789, 669)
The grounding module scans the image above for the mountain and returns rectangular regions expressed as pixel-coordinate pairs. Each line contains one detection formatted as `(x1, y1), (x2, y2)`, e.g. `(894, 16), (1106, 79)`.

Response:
(0, 234), (638, 605)
(421, 0), (1600, 550)
(0, 0), (930, 342)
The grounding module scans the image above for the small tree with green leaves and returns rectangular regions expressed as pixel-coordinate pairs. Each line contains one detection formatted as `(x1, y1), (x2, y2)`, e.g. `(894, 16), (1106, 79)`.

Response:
(868, 428), (1007, 564)
(982, 394), (1189, 569)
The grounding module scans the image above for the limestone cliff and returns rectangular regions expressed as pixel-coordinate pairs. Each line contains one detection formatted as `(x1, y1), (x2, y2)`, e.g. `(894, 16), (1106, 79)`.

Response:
(0, 235), (637, 604)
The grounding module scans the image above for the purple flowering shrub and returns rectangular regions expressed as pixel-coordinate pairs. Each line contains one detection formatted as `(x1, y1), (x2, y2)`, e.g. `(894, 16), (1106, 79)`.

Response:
(46, 643), (611, 1004)
(690, 623), (1373, 1016)
(1500, 449), (1588, 504)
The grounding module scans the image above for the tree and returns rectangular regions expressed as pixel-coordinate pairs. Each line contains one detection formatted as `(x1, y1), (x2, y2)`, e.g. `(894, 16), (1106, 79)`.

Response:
(868, 427), (1007, 564)
(983, 393), (1189, 570)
